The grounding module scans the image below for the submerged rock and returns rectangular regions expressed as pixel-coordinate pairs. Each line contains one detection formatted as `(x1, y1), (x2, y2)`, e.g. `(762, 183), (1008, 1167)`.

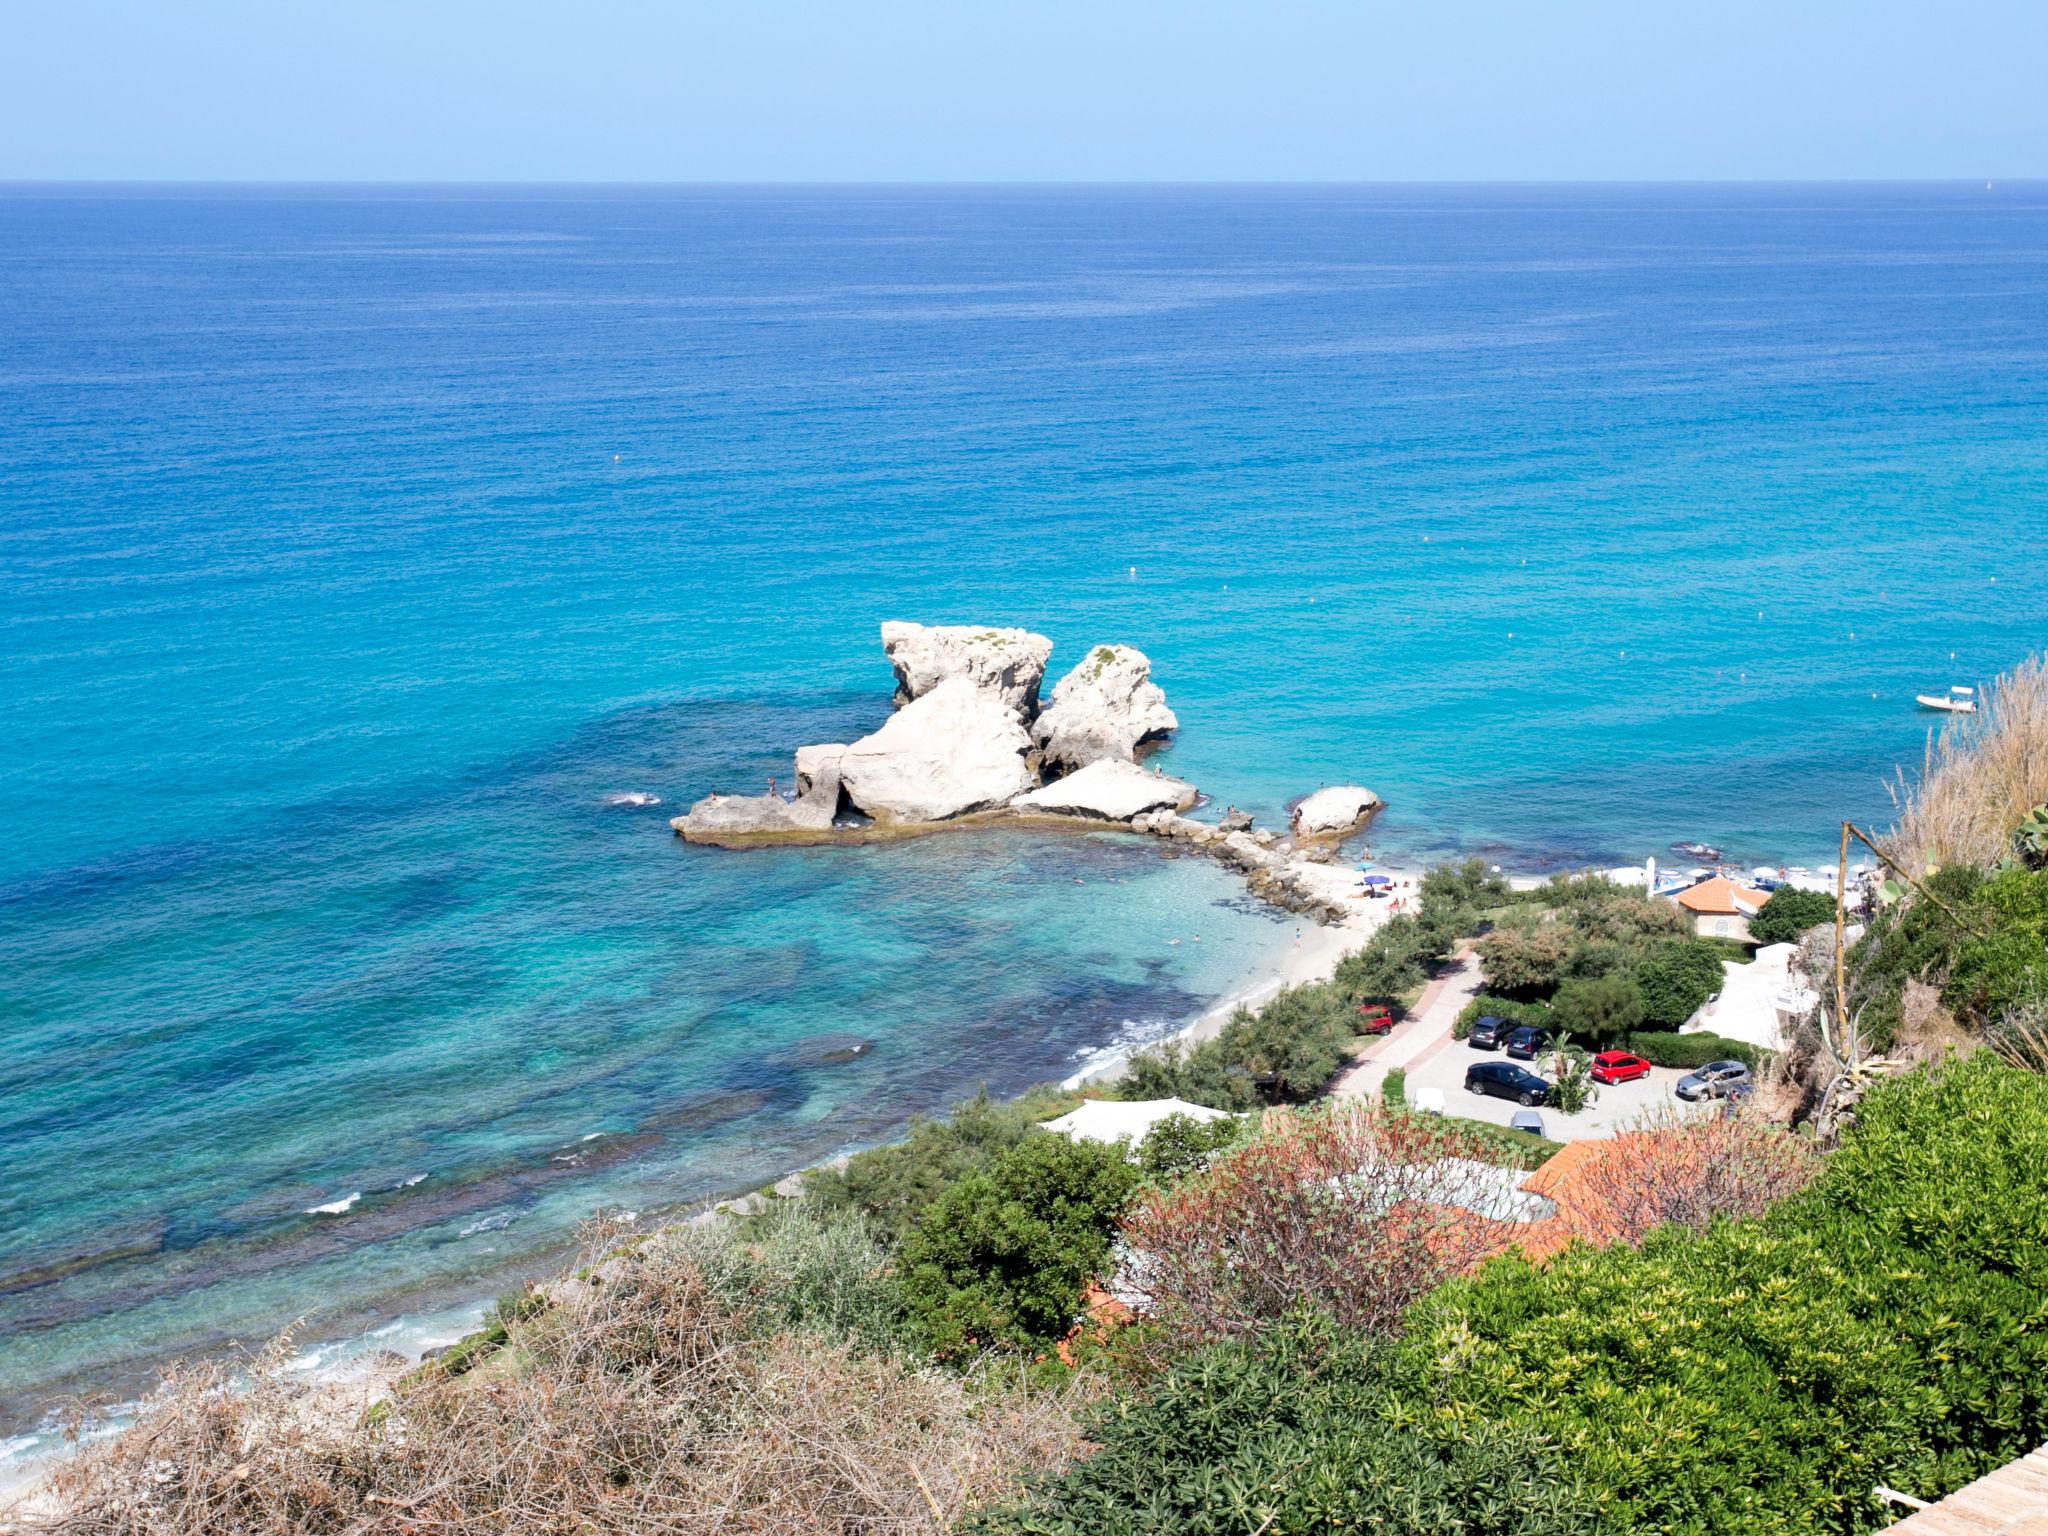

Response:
(1033, 643), (1178, 771)
(879, 621), (1052, 716)
(1011, 759), (1198, 822)
(1291, 784), (1383, 839)
(838, 676), (1035, 823)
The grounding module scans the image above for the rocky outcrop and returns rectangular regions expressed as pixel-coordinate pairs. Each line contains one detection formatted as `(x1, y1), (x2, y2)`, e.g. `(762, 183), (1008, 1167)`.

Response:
(880, 622), (1052, 715)
(671, 750), (846, 845)
(1033, 644), (1178, 772)
(793, 743), (846, 796)
(838, 676), (1035, 824)
(1290, 785), (1382, 839)
(1011, 759), (1197, 822)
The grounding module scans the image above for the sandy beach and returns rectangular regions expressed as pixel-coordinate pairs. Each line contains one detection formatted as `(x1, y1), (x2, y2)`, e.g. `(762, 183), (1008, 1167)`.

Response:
(1066, 863), (1421, 1088)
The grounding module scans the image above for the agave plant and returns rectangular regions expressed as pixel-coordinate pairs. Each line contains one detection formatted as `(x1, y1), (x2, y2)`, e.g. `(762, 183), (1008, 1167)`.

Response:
(2014, 802), (2048, 868)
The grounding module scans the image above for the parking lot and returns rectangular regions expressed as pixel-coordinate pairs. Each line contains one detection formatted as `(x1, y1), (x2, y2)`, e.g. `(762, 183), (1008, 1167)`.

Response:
(1402, 1034), (1708, 1140)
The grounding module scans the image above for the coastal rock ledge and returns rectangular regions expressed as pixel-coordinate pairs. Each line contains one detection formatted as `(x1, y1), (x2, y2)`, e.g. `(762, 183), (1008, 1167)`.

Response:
(670, 620), (1377, 926)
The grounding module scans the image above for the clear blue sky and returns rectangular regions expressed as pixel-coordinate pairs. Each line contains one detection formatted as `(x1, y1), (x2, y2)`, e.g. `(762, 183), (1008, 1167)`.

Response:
(4, 0), (2043, 181)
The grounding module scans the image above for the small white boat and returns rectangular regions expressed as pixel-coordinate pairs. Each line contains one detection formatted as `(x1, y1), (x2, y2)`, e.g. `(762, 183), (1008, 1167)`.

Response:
(1916, 685), (1976, 714)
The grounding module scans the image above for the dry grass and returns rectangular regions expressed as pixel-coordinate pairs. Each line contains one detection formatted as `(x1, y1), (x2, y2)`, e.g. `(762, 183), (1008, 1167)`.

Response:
(1890, 653), (2048, 873)
(25, 1223), (1086, 1536)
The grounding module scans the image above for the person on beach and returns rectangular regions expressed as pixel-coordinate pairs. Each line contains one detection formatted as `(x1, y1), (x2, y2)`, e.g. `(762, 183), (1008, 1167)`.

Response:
(768, 776), (778, 798)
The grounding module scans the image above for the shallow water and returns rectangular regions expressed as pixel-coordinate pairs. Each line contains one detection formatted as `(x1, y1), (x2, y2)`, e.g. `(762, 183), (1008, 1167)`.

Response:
(3, 182), (2046, 1444)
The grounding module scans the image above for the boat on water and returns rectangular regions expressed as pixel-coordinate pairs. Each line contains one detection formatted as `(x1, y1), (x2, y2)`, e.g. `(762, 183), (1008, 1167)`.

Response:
(1916, 685), (1977, 714)
(1671, 841), (1723, 862)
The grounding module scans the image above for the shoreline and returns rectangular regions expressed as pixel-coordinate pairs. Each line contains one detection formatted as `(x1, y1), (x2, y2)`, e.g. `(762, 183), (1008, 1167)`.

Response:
(0, 854), (1406, 1507)
(0, 840), (1782, 1509)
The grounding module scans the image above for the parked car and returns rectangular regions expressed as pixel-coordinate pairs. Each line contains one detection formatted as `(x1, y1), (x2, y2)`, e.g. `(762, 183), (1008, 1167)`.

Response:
(1504, 1025), (1553, 1061)
(1676, 1059), (1753, 1101)
(1465, 1061), (1551, 1107)
(1467, 1015), (1508, 1050)
(1590, 1049), (1653, 1085)
(1356, 1003), (1394, 1036)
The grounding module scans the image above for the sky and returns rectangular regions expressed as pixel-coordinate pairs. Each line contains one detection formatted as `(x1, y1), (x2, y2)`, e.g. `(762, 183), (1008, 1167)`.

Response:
(2, 0), (2043, 182)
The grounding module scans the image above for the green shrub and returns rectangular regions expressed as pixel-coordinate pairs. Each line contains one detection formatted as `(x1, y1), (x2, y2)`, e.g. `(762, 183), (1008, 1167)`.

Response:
(1844, 864), (1988, 1050)
(1403, 1054), (2048, 1536)
(1748, 884), (1839, 945)
(1943, 865), (2048, 1028)
(1119, 982), (1356, 1110)
(801, 1085), (1081, 1243)
(1334, 913), (1434, 1003)
(1625, 1030), (1760, 1069)
(1633, 937), (1730, 1027)
(1549, 973), (1644, 1044)
(1382, 1066), (1406, 1106)
(1136, 1111), (1245, 1184)
(678, 1202), (905, 1351)
(968, 1314), (1597, 1536)
(898, 1131), (1138, 1362)
(1420, 857), (1513, 912)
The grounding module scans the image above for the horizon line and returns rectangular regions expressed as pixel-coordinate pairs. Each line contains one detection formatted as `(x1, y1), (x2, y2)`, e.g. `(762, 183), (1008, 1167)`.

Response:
(0, 176), (2040, 191)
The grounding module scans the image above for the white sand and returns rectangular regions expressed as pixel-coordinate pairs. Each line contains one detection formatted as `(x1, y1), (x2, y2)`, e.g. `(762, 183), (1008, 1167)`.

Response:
(1065, 865), (1421, 1088)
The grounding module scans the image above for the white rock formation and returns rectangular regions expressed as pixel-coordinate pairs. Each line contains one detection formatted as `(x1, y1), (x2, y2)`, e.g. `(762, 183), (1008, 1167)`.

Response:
(671, 757), (844, 843)
(1033, 643), (1178, 771)
(879, 621), (1052, 716)
(1291, 785), (1383, 838)
(1011, 759), (1197, 822)
(838, 676), (1035, 823)
(793, 743), (846, 796)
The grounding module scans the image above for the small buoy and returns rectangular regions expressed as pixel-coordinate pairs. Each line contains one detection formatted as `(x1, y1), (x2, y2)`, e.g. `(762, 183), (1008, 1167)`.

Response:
(1740, 672), (1746, 681)
(1757, 610), (1764, 619)
(1620, 650), (1626, 658)
(1507, 630), (1514, 639)
(1128, 566), (1137, 577)
(613, 454), (620, 462)
(1849, 631), (1855, 639)
(1871, 692), (1877, 699)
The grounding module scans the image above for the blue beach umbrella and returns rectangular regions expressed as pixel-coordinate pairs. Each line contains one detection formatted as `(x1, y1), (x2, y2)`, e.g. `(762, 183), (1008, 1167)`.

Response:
(1362, 874), (1394, 889)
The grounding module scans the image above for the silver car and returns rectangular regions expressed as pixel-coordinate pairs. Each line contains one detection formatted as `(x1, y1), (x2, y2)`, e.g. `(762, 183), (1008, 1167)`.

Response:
(1676, 1059), (1752, 1101)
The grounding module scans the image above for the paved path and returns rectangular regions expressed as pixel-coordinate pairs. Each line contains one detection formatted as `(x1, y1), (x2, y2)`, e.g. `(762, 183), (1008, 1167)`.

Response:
(1331, 950), (1483, 1099)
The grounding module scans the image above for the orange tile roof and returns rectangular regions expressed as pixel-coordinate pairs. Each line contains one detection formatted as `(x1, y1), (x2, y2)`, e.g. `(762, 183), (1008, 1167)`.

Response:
(1674, 875), (1768, 916)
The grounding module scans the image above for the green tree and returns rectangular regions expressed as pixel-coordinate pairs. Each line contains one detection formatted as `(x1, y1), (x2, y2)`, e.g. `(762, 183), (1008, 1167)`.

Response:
(898, 1131), (1139, 1362)
(1633, 937), (1729, 1028)
(1137, 1111), (1245, 1184)
(1479, 920), (1575, 998)
(1549, 974), (1643, 1043)
(1748, 885), (1838, 945)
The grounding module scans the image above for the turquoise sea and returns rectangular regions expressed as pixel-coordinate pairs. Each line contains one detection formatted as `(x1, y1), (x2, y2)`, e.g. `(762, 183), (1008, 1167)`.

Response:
(3, 183), (2046, 1447)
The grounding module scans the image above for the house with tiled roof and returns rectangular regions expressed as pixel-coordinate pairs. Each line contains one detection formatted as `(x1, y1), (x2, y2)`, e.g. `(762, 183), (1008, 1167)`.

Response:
(1672, 874), (1771, 943)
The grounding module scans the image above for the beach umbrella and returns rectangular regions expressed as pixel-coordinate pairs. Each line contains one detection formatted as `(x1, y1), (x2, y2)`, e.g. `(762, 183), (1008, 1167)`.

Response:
(1362, 874), (1394, 889)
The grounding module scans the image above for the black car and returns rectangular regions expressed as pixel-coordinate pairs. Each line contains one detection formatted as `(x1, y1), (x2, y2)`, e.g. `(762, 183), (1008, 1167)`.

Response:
(1465, 1061), (1551, 1107)
(1504, 1025), (1553, 1061)
(1467, 1015), (1508, 1050)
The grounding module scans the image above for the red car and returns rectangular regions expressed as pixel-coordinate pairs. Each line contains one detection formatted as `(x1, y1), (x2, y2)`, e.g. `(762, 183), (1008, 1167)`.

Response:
(1590, 1049), (1653, 1085)
(1356, 1003), (1394, 1036)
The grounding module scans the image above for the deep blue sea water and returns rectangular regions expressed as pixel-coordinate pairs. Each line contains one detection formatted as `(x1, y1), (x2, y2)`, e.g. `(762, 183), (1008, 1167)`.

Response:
(3, 183), (2047, 1444)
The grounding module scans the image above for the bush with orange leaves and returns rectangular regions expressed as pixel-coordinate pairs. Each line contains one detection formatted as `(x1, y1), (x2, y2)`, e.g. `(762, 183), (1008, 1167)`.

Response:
(1118, 1101), (1532, 1345)
(1539, 1108), (1818, 1249)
